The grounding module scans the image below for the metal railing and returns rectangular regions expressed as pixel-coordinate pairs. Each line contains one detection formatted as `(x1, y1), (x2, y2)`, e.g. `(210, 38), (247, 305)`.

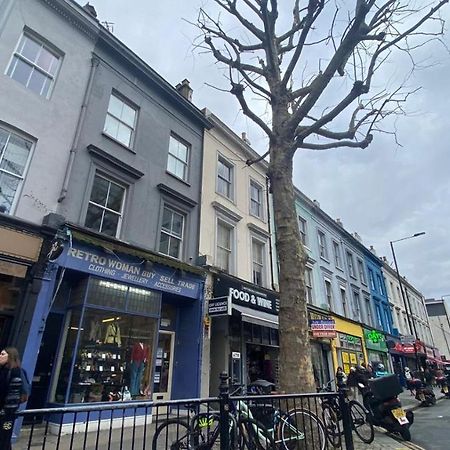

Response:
(14, 375), (354, 450)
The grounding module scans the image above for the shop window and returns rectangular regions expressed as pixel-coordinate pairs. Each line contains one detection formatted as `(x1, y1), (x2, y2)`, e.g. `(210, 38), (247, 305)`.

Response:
(51, 278), (161, 404)
(270, 328), (279, 346)
(261, 326), (270, 345)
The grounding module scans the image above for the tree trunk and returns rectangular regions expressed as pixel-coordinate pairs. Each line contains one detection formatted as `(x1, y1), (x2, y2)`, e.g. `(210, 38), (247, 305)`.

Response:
(269, 145), (316, 394)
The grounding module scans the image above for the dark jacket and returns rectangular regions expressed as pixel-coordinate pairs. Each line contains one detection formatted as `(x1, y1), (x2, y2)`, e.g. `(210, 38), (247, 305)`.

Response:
(0, 365), (22, 416)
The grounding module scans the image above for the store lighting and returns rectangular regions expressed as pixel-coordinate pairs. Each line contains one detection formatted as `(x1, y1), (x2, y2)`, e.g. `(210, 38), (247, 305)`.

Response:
(98, 280), (127, 291)
(69, 327), (84, 331)
(129, 287), (151, 296)
(102, 317), (121, 323)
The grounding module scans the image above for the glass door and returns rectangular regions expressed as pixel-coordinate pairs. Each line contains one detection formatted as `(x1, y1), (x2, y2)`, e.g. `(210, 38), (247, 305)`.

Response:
(153, 331), (174, 402)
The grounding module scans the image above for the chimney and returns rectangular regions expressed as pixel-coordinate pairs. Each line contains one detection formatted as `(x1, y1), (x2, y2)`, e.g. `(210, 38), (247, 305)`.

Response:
(176, 79), (193, 102)
(313, 199), (320, 208)
(369, 245), (377, 255)
(241, 132), (251, 145)
(83, 2), (98, 18)
(335, 218), (343, 227)
(353, 232), (362, 243)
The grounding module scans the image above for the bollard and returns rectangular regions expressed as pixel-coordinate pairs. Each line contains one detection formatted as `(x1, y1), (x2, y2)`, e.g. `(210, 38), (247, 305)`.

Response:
(219, 371), (230, 450)
(336, 370), (354, 450)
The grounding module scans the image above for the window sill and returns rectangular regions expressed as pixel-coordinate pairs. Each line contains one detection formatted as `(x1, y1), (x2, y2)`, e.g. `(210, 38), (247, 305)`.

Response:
(165, 170), (191, 187)
(102, 132), (136, 154)
(320, 256), (330, 263)
(215, 191), (235, 205)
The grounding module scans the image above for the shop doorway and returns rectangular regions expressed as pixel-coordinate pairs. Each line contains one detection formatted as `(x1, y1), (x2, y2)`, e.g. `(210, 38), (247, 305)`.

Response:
(153, 331), (175, 403)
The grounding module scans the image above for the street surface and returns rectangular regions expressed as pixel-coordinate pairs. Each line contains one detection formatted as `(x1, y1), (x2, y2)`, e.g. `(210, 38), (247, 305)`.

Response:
(409, 397), (450, 450)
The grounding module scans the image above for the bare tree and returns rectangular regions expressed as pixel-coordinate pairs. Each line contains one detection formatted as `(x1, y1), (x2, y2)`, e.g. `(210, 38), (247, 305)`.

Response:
(196, 0), (447, 393)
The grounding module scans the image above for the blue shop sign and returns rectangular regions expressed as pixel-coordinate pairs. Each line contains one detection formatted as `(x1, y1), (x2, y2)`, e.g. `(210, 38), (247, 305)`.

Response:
(58, 242), (202, 299)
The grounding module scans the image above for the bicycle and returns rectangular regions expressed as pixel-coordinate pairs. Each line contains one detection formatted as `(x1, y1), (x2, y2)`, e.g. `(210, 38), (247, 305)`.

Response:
(319, 380), (374, 447)
(152, 382), (326, 450)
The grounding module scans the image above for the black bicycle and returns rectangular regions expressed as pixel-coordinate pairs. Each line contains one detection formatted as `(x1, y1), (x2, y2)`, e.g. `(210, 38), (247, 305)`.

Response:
(319, 380), (374, 447)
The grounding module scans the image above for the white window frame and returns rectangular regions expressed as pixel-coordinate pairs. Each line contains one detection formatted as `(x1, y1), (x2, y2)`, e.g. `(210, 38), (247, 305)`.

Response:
(340, 287), (348, 317)
(216, 218), (235, 273)
(0, 125), (34, 214)
(352, 290), (361, 321)
(318, 230), (328, 260)
(159, 205), (185, 260)
(369, 269), (376, 290)
(357, 259), (367, 284)
(167, 134), (190, 181)
(364, 296), (373, 326)
(333, 241), (342, 268)
(305, 267), (314, 303)
(346, 251), (356, 278)
(251, 236), (266, 287)
(324, 278), (333, 309)
(103, 92), (138, 148)
(6, 32), (61, 98)
(249, 179), (264, 219)
(298, 216), (307, 246)
(85, 173), (126, 238)
(216, 155), (234, 200)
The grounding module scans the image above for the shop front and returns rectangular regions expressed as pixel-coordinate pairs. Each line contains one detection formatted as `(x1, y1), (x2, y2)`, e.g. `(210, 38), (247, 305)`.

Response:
(363, 328), (391, 371)
(309, 311), (335, 389)
(331, 316), (367, 375)
(31, 237), (205, 416)
(208, 272), (279, 395)
(0, 222), (43, 349)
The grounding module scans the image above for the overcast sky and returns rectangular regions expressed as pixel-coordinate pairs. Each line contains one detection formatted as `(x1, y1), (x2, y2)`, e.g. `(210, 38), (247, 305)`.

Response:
(81, 0), (450, 300)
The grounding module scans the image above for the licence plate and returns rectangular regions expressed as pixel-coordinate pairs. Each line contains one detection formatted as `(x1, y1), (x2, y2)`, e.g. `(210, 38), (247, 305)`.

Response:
(444, 386), (449, 393)
(392, 408), (409, 425)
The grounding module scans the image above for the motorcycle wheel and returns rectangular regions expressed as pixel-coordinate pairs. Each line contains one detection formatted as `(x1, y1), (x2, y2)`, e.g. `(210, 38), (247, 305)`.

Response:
(400, 428), (411, 441)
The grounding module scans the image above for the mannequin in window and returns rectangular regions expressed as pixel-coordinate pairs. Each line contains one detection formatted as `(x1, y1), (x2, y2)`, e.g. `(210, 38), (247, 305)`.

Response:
(89, 320), (102, 342)
(130, 341), (149, 397)
(104, 321), (121, 347)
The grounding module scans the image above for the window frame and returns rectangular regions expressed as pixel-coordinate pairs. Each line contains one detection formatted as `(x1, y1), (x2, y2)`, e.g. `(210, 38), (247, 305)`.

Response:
(167, 133), (190, 182)
(158, 204), (186, 260)
(352, 290), (361, 321)
(216, 218), (235, 273)
(364, 296), (373, 326)
(305, 267), (314, 303)
(103, 91), (138, 149)
(340, 287), (348, 317)
(84, 172), (127, 238)
(317, 229), (328, 260)
(346, 251), (356, 278)
(6, 32), (62, 99)
(298, 216), (308, 246)
(356, 259), (366, 284)
(251, 236), (266, 287)
(332, 240), (342, 268)
(369, 269), (376, 290)
(324, 278), (333, 309)
(216, 154), (234, 200)
(249, 179), (264, 219)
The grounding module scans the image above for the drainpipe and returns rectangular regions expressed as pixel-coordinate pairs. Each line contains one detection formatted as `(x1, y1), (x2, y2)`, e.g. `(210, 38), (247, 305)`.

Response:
(58, 56), (99, 202)
(265, 176), (277, 291)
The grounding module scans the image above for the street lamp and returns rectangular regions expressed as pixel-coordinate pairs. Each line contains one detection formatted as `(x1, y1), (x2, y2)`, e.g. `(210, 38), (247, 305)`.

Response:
(390, 232), (426, 372)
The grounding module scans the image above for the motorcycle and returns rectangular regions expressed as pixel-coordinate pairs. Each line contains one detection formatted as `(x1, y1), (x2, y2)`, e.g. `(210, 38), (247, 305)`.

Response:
(411, 378), (436, 406)
(361, 375), (414, 441)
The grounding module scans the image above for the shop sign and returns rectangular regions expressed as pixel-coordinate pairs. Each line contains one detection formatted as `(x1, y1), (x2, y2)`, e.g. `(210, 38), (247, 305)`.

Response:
(59, 242), (202, 299)
(338, 333), (363, 351)
(0, 226), (42, 262)
(208, 295), (231, 316)
(310, 319), (336, 338)
(400, 335), (415, 344)
(403, 344), (415, 354)
(0, 260), (27, 278)
(364, 329), (388, 352)
(213, 274), (279, 314)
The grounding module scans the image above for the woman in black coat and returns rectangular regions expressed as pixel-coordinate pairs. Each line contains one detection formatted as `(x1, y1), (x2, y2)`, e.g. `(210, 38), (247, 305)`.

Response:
(0, 347), (23, 450)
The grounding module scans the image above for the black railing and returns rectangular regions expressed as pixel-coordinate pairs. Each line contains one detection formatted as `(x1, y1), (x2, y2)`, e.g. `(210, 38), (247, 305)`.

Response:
(14, 377), (354, 450)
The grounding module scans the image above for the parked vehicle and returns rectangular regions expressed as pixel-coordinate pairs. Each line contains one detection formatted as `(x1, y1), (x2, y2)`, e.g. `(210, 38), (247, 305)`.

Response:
(410, 378), (436, 406)
(361, 374), (414, 441)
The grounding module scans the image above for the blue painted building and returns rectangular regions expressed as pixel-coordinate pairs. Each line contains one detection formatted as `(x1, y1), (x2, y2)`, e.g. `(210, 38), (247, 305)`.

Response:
(365, 250), (394, 335)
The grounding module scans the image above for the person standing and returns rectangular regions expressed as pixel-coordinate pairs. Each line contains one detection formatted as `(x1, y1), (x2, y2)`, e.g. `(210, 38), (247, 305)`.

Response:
(0, 347), (23, 450)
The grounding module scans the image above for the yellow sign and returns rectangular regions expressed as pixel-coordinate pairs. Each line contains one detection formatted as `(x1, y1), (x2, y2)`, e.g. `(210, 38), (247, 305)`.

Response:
(350, 354), (357, 364)
(342, 353), (349, 363)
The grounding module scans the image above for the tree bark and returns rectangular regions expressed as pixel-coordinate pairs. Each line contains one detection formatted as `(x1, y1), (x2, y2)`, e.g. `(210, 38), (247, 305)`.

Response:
(269, 145), (316, 394)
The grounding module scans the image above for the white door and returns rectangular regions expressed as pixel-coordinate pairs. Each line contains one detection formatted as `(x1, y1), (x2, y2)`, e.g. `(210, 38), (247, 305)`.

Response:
(153, 331), (175, 403)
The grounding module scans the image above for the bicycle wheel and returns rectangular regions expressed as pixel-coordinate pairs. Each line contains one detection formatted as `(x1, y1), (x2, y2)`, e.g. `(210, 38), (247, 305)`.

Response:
(190, 412), (221, 449)
(238, 417), (275, 450)
(321, 403), (341, 448)
(152, 419), (190, 450)
(349, 400), (374, 444)
(278, 409), (326, 450)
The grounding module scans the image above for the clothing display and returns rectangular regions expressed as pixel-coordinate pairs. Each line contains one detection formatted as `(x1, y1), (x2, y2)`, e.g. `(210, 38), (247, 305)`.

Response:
(130, 361), (145, 396)
(89, 320), (102, 342)
(104, 323), (121, 346)
(131, 342), (149, 363)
